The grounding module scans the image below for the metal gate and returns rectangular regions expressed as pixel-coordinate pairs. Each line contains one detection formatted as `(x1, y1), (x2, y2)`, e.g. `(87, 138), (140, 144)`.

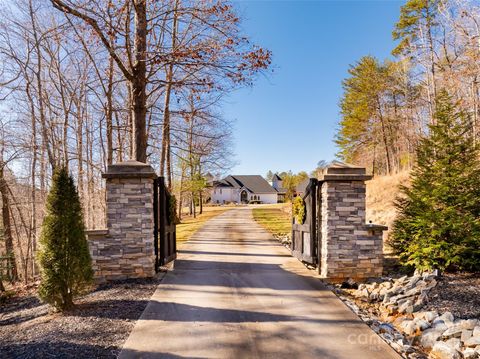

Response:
(291, 178), (319, 265)
(153, 177), (177, 271)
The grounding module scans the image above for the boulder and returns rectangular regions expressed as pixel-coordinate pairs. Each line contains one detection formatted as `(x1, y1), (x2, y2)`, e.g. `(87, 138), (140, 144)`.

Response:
(401, 320), (417, 336)
(464, 336), (480, 347)
(442, 326), (464, 339)
(425, 311), (439, 322)
(422, 311), (439, 323)
(420, 328), (444, 349)
(473, 326), (480, 337)
(398, 299), (414, 314)
(412, 318), (430, 331)
(462, 348), (477, 359)
(433, 312), (454, 327)
(432, 322), (448, 333)
(461, 330), (473, 343)
(378, 323), (395, 335)
(383, 281), (393, 290)
(445, 338), (462, 351)
(429, 341), (461, 359)
(459, 319), (478, 330)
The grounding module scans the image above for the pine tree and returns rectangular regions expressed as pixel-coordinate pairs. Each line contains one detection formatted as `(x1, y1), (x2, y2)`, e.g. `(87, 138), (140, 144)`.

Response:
(390, 90), (480, 272)
(37, 167), (93, 310)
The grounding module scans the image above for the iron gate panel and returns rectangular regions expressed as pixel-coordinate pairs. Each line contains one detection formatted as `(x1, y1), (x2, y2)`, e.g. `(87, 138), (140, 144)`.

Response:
(291, 178), (318, 265)
(154, 177), (177, 271)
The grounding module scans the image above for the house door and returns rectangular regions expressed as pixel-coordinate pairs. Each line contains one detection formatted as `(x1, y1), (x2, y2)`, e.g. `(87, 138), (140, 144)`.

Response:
(240, 190), (248, 203)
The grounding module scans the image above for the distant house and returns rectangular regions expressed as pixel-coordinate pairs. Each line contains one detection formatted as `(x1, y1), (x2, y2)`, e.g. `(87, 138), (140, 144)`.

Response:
(271, 174), (287, 202)
(212, 175), (278, 204)
(294, 178), (310, 198)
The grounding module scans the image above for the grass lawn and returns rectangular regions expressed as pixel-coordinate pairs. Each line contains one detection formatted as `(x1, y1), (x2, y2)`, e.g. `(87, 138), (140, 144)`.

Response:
(176, 206), (232, 243)
(252, 204), (292, 238)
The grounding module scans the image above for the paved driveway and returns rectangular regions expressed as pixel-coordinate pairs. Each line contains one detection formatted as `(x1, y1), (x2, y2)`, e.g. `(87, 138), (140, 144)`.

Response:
(120, 207), (400, 359)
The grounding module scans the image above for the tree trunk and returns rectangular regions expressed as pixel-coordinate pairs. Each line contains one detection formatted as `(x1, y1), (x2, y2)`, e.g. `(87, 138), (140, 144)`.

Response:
(160, 0), (179, 188)
(0, 166), (17, 281)
(106, 55), (114, 165)
(131, 0), (148, 163)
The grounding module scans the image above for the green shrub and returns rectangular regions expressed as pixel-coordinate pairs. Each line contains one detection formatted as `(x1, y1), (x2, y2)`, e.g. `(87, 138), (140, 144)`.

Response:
(292, 196), (306, 224)
(168, 194), (179, 224)
(37, 167), (93, 310)
(390, 91), (480, 272)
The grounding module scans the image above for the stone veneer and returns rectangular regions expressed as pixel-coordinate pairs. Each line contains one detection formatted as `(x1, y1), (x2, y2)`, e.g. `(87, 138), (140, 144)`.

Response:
(318, 163), (385, 282)
(86, 160), (156, 283)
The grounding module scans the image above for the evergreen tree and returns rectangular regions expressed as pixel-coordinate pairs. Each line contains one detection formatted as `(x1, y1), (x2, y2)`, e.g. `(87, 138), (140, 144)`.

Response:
(37, 167), (93, 310)
(390, 91), (480, 272)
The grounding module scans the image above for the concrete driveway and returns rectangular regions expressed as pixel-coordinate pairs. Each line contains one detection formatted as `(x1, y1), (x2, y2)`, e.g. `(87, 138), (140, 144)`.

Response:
(119, 207), (400, 359)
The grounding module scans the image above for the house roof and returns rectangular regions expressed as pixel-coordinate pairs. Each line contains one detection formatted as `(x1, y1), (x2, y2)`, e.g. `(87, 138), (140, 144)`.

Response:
(273, 173), (282, 181)
(295, 178), (310, 194)
(219, 175), (277, 194)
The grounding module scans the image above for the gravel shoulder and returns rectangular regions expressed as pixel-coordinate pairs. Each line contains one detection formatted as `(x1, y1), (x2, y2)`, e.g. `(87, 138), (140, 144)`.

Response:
(0, 277), (163, 359)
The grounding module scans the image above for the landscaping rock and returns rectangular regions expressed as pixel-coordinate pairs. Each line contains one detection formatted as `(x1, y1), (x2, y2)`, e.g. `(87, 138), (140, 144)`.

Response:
(398, 299), (414, 314)
(429, 341), (460, 359)
(445, 337), (462, 351)
(464, 336), (480, 347)
(420, 311), (439, 323)
(420, 328), (444, 349)
(401, 320), (417, 336)
(378, 323), (396, 335)
(462, 347), (477, 359)
(460, 319), (479, 330)
(462, 330), (473, 343)
(442, 326), (464, 339)
(433, 312), (455, 328)
(412, 318), (430, 331)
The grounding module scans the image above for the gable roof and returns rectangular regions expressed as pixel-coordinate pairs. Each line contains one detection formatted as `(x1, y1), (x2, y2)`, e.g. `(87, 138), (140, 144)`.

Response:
(295, 178), (310, 194)
(219, 175), (277, 194)
(272, 173), (282, 181)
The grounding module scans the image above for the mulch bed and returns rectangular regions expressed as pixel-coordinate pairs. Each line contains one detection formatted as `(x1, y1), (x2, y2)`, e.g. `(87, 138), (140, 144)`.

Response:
(423, 272), (480, 319)
(0, 277), (163, 358)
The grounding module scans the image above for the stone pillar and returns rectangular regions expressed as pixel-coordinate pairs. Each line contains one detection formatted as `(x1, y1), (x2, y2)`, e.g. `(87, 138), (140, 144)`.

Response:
(318, 163), (385, 282)
(87, 160), (157, 282)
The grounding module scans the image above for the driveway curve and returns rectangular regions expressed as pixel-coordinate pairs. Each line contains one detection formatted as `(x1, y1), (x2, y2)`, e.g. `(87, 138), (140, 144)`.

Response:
(120, 207), (400, 359)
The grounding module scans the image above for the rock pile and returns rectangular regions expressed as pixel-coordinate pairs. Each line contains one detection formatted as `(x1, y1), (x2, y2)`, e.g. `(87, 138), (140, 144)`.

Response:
(354, 273), (437, 316)
(350, 274), (480, 358)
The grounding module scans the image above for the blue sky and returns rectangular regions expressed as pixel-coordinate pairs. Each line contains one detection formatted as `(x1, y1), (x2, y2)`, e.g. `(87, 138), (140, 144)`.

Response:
(225, 0), (403, 176)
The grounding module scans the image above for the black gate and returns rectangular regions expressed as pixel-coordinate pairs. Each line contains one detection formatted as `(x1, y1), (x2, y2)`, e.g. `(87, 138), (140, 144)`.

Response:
(291, 178), (319, 265)
(153, 177), (177, 271)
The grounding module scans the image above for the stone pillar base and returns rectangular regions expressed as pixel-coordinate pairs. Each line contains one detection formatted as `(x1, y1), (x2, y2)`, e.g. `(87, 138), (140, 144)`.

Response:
(86, 160), (157, 282)
(318, 163), (386, 282)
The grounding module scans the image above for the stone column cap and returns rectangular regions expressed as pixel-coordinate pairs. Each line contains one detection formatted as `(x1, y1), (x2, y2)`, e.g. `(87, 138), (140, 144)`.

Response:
(102, 160), (157, 179)
(318, 161), (373, 181)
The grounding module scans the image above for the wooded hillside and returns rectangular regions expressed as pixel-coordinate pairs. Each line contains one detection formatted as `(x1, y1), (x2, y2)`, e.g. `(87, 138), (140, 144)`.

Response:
(0, 0), (271, 286)
(336, 0), (480, 175)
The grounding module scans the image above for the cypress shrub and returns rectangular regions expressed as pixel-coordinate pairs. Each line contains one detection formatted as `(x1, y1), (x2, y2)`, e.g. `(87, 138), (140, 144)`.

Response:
(389, 91), (480, 272)
(37, 167), (93, 310)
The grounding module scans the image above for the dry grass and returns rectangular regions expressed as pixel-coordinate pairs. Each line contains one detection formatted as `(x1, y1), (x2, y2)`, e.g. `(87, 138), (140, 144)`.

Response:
(251, 203), (291, 238)
(366, 171), (409, 227)
(176, 206), (233, 243)
(366, 171), (410, 246)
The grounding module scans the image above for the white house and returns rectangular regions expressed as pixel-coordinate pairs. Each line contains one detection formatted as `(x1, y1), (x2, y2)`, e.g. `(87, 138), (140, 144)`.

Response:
(271, 173), (287, 202)
(212, 175), (278, 204)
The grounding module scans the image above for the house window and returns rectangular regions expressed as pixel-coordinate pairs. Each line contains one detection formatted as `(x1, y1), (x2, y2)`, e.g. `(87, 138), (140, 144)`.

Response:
(220, 189), (222, 194)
